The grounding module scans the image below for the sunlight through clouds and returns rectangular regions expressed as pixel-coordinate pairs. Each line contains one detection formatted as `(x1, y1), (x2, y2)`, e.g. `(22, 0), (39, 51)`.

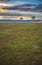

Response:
(0, 0), (42, 20)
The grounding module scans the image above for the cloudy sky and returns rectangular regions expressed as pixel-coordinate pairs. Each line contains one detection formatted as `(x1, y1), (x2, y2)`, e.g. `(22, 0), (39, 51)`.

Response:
(0, 0), (42, 6)
(0, 0), (42, 3)
(0, 0), (42, 20)
(9, 0), (42, 4)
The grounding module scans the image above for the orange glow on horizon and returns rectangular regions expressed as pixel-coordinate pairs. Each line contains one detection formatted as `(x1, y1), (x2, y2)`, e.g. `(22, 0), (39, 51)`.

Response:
(0, 8), (7, 12)
(0, 8), (4, 12)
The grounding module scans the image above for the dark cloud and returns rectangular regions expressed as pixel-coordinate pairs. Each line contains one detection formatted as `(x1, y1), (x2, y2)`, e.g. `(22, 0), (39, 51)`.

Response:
(3, 4), (42, 12)
(0, 0), (10, 2)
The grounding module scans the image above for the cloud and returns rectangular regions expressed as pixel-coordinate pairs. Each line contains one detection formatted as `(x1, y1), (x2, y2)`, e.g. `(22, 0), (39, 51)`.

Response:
(12, 1), (25, 5)
(0, 2), (42, 13)
(0, 1), (25, 7)
(0, 3), (14, 7)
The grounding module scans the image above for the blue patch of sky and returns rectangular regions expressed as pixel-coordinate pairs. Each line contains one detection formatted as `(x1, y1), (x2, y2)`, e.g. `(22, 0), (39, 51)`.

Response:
(10, 0), (42, 4)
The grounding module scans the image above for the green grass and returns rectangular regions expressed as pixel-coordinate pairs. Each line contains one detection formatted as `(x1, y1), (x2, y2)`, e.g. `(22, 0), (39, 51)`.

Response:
(0, 23), (42, 65)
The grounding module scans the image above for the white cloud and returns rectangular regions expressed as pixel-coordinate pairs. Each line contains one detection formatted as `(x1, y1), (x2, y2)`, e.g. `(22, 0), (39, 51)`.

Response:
(12, 1), (25, 5)
(0, 1), (25, 7)
(0, 3), (14, 7)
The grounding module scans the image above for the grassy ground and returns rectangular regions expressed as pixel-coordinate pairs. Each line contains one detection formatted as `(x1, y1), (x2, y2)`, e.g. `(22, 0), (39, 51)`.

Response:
(0, 23), (42, 65)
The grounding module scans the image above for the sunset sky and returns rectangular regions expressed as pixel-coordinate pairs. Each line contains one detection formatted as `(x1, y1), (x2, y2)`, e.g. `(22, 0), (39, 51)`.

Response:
(0, 0), (42, 20)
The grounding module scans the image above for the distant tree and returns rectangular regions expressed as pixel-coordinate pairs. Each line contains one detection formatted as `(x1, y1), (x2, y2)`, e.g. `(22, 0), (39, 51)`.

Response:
(31, 16), (35, 21)
(20, 17), (23, 20)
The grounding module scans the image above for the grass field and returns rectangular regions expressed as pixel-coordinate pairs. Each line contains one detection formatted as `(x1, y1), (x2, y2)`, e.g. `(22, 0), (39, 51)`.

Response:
(0, 23), (42, 65)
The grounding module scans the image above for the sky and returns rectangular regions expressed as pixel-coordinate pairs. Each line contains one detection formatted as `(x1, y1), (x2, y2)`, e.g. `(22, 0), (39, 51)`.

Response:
(10, 0), (42, 4)
(0, 0), (42, 4)
(0, 0), (42, 8)
(0, 0), (42, 20)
